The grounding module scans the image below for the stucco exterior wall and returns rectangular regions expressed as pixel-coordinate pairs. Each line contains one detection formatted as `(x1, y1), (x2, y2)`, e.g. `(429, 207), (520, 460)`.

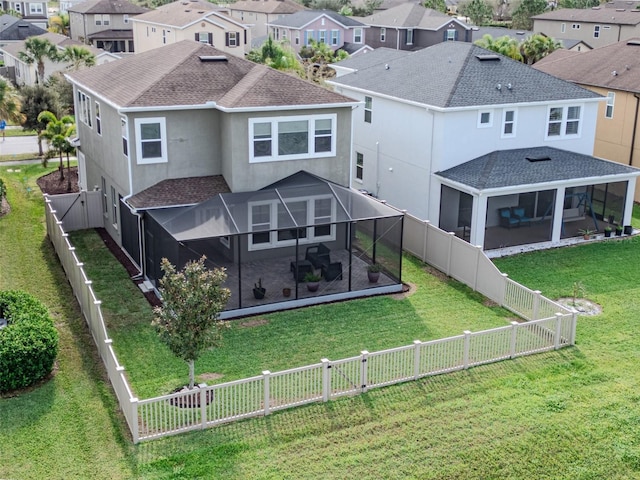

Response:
(532, 19), (639, 47)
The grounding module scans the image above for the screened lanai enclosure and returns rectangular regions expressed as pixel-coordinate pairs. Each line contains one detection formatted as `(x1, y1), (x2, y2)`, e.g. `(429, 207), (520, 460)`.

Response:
(143, 173), (404, 318)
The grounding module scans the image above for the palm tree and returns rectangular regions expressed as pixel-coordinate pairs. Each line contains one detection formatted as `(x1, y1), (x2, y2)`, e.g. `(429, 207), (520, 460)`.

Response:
(475, 35), (523, 62)
(61, 45), (96, 71)
(520, 34), (562, 65)
(0, 78), (26, 126)
(48, 13), (70, 36)
(18, 38), (60, 84)
(38, 110), (75, 189)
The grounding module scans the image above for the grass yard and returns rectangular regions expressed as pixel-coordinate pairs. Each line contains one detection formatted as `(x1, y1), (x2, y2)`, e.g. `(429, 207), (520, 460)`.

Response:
(3, 163), (640, 479)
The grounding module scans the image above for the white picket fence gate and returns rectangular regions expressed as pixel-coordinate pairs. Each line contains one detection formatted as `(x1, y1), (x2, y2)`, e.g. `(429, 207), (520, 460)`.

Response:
(44, 194), (576, 443)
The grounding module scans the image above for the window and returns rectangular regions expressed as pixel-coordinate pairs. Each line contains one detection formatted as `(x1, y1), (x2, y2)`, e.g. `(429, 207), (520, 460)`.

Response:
(134, 117), (167, 164)
(162, 29), (168, 44)
(478, 110), (492, 128)
(226, 31), (238, 47)
(502, 109), (516, 137)
(331, 29), (339, 45)
(380, 27), (386, 42)
(110, 186), (118, 228)
(561, 23), (566, 33)
(101, 177), (108, 215)
(605, 92), (615, 119)
(446, 29), (457, 41)
(356, 152), (364, 181)
(77, 91), (92, 127)
(196, 32), (212, 44)
(121, 116), (128, 156)
(318, 30), (326, 43)
(95, 101), (101, 135)
(572, 23), (580, 29)
(249, 114), (337, 162)
(354, 27), (362, 43)
(29, 3), (43, 14)
(248, 196), (336, 250)
(13, 3), (20, 12)
(594, 25), (600, 38)
(95, 14), (110, 25)
(123, 14), (129, 24)
(406, 28), (413, 45)
(95, 14), (102, 25)
(306, 30), (313, 45)
(296, 32), (300, 45)
(364, 96), (372, 123)
(546, 105), (581, 138)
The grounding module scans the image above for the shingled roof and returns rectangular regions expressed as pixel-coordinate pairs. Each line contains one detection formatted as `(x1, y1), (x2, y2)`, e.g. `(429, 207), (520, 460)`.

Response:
(128, 175), (231, 209)
(533, 38), (640, 94)
(532, 7), (640, 25)
(359, 4), (467, 30)
(329, 42), (601, 108)
(228, 0), (306, 15)
(435, 146), (640, 190)
(130, 0), (234, 28)
(0, 14), (47, 40)
(66, 40), (356, 109)
(68, 0), (149, 15)
(267, 10), (365, 28)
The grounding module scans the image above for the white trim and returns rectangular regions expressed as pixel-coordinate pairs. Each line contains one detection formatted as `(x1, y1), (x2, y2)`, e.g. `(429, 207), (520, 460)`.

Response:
(501, 108), (516, 138)
(605, 91), (614, 119)
(545, 104), (583, 140)
(134, 117), (167, 164)
(477, 110), (492, 128)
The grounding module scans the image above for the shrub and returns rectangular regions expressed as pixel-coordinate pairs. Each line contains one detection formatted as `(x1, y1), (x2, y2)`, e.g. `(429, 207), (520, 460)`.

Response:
(0, 178), (5, 199)
(0, 290), (58, 392)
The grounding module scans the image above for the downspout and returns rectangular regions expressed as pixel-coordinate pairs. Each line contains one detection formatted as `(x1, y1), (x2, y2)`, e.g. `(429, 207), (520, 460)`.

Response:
(375, 141), (380, 197)
(396, 28), (400, 50)
(629, 93), (640, 166)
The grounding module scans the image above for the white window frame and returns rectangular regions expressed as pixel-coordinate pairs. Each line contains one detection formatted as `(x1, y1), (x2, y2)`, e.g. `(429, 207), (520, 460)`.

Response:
(572, 23), (580, 30)
(95, 14), (102, 25)
(134, 117), (167, 164)
(248, 195), (336, 250)
(594, 25), (600, 38)
(228, 31), (238, 47)
(446, 29), (456, 41)
(95, 101), (101, 135)
(77, 91), (92, 128)
(296, 32), (300, 45)
(331, 29), (339, 45)
(306, 29), (313, 46)
(501, 109), (516, 138)
(103, 14), (110, 25)
(123, 14), (129, 24)
(605, 92), (615, 119)
(356, 151), (364, 181)
(318, 30), (326, 43)
(29, 3), (43, 14)
(110, 186), (118, 229)
(13, 3), (20, 12)
(249, 114), (337, 163)
(380, 27), (386, 42)
(354, 27), (362, 44)
(101, 176), (108, 215)
(406, 28), (413, 45)
(545, 105), (582, 140)
(364, 96), (372, 123)
(121, 116), (128, 157)
(477, 110), (492, 128)
(561, 23), (566, 33)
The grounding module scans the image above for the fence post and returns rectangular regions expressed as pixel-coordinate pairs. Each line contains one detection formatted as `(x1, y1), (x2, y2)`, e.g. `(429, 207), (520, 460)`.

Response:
(532, 290), (542, 320)
(463, 331), (471, 369)
(413, 340), (421, 379)
(360, 351), (369, 393)
(500, 273), (509, 307)
(262, 371), (271, 415)
(131, 398), (139, 444)
(321, 358), (330, 402)
(422, 220), (430, 262)
(473, 245), (483, 291)
(510, 321), (519, 358)
(554, 313), (563, 350)
(199, 383), (208, 430)
(570, 311), (578, 345)
(446, 232), (455, 276)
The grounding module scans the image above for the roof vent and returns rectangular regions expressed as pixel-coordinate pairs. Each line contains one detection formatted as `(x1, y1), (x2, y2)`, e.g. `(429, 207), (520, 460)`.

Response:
(626, 39), (640, 45)
(616, 8), (626, 11)
(476, 54), (500, 61)
(199, 55), (228, 62)
(526, 155), (551, 163)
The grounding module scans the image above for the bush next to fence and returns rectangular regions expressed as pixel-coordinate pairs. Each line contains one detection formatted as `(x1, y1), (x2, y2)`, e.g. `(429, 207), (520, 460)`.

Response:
(0, 290), (59, 392)
(0, 178), (6, 200)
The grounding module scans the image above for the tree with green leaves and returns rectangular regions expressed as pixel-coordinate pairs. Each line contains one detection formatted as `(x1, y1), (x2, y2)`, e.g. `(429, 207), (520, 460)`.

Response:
(17, 38), (60, 84)
(520, 33), (561, 64)
(423, 0), (447, 13)
(46, 72), (74, 115)
(558, 0), (598, 7)
(475, 34), (523, 61)
(458, 0), (493, 26)
(511, 0), (547, 30)
(19, 84), (61, 156)
(61, 45), (96, 71)
(48, 13), (70, 36)
(247, 37), (304, 75)
(299, 39), (349, 83)
(153, 257), (230, 390)
(37, 110), (75, 187)
(0, 78), (25, 126)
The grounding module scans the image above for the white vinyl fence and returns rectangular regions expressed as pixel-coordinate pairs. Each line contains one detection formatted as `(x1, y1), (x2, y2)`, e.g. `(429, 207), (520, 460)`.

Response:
(45, 195), (576, 444)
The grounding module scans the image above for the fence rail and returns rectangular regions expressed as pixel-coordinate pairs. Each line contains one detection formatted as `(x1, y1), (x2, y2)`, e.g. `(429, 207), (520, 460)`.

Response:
(44, 194), (577, 444)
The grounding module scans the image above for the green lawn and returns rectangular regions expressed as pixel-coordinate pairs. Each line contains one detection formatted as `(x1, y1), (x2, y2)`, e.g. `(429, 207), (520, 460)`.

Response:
(4, 164), (640, 479)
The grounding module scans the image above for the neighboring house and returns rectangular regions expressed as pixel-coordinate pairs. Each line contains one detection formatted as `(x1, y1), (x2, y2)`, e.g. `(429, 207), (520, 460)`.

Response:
(328, 43), (640, 251)
(60, 0), (87, 15)
(64, 40), (404, 317)
(2, 32), (117, 85)
(68, 0), (150, 54)
(0, 14), (46, 47)
(0, 0), (48, 29)
(227, 0), (306, 39)
(471, 27), (592, 52)
(131, 0), (251, 57)
(359, 4), (472, 50)
(533, 38), (640, 203)
(532, 7), (640, 48)
(267, 10), (367, 54)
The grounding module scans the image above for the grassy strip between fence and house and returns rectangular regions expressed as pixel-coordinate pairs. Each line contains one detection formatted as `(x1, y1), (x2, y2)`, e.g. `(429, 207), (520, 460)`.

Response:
(4, 162), (640, 479)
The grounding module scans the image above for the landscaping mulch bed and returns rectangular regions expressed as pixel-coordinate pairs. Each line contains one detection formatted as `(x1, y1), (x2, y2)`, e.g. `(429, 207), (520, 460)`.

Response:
(36, 166), (80, 195)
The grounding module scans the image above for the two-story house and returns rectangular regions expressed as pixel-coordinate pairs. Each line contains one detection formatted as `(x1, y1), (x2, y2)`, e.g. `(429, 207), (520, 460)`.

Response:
(533, 38), (640, 203)
(0, 13), (46, 47)
(227, 0), (307, 39)
(359, 3), (472, 50)
(267, 10), (368, 54)
(131, 0), (251, 57)
(0, 0), (48, 28)
(329, 43), (640, 252)
(533, 8), (640, 49)
(65, 39), (404, 317)
(68, 0), (149, 54)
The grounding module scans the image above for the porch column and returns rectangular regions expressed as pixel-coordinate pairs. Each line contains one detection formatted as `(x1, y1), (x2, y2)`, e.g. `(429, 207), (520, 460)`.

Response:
(470, 194), (487, 248)
(551, 186), (566, 243)
(623, 179), (636, 226)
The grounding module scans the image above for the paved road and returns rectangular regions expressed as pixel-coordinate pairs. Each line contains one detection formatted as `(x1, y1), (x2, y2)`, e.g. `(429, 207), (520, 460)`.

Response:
(0, 135), (40, 156)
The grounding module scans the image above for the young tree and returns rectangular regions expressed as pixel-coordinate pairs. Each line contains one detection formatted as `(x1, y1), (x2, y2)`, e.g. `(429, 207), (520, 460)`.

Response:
(48, 13), (70, 36)
(61, 45), (96, 71)
(511, 0), (547, 30)
(0, 78), (26, 126)
(20, 84), (60, 156)
(46, 72), (74, 115)
(37, 110), (75, 187)
(299, 39), (349, 83)
(459, 0), (493, 26)
(423, 0), (447, 13)
(153, 257), (230, 390)
(475, 34), (523, 61)
(246, 37), (304, 76)
(17, 37), (60, 84)
(520, 33), (561, 64)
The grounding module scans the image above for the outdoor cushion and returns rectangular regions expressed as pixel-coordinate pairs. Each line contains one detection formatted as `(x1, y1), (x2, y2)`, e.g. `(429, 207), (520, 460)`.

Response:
(511, 207), (531, 226)
(499, 207), (519, 229)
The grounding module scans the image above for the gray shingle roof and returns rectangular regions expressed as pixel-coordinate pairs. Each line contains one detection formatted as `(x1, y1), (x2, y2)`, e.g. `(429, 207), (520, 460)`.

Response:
(267, 10), (365, 28)
(532, 7), (640, 25)
(128, 175), (231, 209)
(359, 4), (462, 29)
(228, 0), (306, 15)
(0, 14), (47, 40)
(329, 42), (601, 108)
(66, 40), (356, 109)
(2, 32), (103, 58)
(435, 146), (640, 190)
(68, 0), (149, 14)
(332, 46), (410, 70)
(131, 0), (232, 28)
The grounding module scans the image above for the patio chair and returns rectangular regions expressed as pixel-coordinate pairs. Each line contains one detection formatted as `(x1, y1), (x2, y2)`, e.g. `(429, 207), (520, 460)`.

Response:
(511, 207), (531, 227)
(291, 260), (314, 282)
(498, 207), (519, 229)
(305, 243), (331, 269)
(321, 262), (343, 281)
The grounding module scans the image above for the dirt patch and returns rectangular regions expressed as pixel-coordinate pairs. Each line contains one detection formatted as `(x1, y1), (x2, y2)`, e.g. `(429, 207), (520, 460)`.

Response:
(199, 372), (224, 382)
(36, 166), (79, 195)
(423, 264), (449, 283)
(0, 196), (9, 217)
(483, 298), (499, 308)
(391, 282), (417, 300)
(555, 298), (602, 316)
(238, 317), (269, 328)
